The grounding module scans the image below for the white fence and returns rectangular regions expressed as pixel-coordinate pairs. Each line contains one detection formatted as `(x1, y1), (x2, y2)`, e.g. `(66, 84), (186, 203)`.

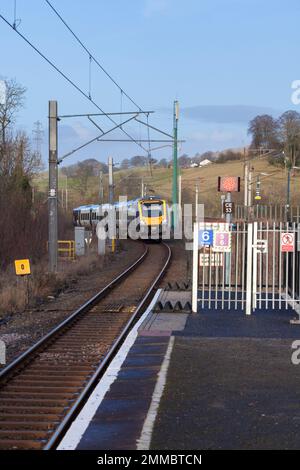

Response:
(192, 221), (300, 316)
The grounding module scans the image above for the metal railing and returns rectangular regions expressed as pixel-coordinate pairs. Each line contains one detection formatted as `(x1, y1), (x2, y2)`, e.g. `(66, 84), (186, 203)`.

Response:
(58, 240), (75, 261)
(192, 221), (300, 315)
(47, 240), (75, 261)
(236, 204), (300, 223)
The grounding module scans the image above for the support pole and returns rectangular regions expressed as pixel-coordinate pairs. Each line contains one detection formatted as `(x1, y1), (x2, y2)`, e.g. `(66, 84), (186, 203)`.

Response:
(48, 100), (58, 273)
(244, 162), (248, 208)
(286, 167), (291, 223)
(99, 170), (104, 203)
(178, 174), (182, 208)
(192, 222), (199, 313)
(172, 100), (179, 229)
(248, 165), (252, 213)
(195, 184), (199, 223)
(108, 156), (115, 251)
(65, 175), (68, 212)
(246, 223), (253, 315)
(141, 176), (144, 197)
(108, 156), (114, 205)
(225, 191), (231, 286)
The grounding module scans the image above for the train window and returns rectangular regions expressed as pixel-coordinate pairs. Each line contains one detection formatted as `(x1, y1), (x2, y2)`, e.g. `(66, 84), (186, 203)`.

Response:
(141, 203), (163, 218)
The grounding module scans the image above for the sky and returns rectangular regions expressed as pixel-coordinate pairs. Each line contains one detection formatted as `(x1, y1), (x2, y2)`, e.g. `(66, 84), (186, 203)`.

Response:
(1, 0), (300, 167)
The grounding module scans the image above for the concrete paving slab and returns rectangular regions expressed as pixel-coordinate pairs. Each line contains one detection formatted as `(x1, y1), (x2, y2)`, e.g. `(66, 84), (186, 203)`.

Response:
(141, 312), (188, 331)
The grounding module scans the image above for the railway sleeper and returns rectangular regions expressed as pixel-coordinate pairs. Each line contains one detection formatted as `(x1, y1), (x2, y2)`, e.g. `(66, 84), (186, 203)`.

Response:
(0, 391), (78, 399)
(0, 429), (50, 440)
(0, 405), (66, 414)
(0, 413), (62, 422)
(0, 421), (57, 430)
(0, 439), (44, 450)
(0, 398), (74, 407)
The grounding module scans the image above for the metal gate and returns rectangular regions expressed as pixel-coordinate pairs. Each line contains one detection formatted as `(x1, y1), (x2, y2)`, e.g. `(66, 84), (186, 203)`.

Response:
(192, 221), (300, 315)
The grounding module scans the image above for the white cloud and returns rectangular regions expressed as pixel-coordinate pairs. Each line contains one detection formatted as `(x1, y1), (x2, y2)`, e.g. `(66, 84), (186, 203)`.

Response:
(143, 0), (169, 17)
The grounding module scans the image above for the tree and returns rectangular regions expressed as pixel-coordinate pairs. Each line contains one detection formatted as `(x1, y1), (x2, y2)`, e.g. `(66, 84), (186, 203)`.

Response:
(72, 161), (95, 196)
(130, 155), (148, 167)
(178, 154), (191, 168)
(216, 150), (242, 163)
(121, 158), (130, 170)
(248, 114), (280, 150)
(157, 158), (168, 168)
(278, 110), (300, 167)
(0, 78), (26, 151)
(61, 159), (108, 178)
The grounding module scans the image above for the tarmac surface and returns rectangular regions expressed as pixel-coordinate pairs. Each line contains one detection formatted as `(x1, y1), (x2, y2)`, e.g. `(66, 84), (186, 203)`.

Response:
(151, 307), (300, 450)
(67, 294), (300, 450)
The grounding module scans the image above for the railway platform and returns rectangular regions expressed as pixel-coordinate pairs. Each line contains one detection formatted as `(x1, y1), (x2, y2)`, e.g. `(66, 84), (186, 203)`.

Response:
(58, 290), (300, 451)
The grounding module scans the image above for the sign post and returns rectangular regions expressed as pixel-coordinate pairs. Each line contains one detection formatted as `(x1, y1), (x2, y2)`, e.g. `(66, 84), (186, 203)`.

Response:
(218, 176), (240, 286)
(14, 259), (31, 305)
(192, 223), (199, 313)
(48, 100), (58, 273)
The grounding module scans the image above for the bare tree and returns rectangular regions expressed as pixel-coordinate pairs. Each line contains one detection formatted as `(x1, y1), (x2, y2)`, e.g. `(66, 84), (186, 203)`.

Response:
(0, 78), (26, 147)
(278, 110), (300, 167)
(248, 114), (280, 151)
(248, 114), (280, 149)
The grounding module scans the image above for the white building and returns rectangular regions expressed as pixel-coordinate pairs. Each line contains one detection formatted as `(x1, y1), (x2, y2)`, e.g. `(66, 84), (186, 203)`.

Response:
(199, 159), (213, 167)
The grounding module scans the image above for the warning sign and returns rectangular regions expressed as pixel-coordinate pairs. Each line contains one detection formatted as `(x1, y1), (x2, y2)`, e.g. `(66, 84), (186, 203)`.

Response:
(213, 231), (231, 253)
(281, 233), (294, 252)
(14, 259), (31, 276)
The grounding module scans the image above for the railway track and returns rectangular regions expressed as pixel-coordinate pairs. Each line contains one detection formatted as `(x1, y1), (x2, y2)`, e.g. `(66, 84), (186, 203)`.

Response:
(0, 242), (171, 450)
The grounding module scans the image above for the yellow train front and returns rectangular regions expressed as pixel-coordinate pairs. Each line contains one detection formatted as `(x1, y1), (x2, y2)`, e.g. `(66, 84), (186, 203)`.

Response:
(138, 196), (169, 240)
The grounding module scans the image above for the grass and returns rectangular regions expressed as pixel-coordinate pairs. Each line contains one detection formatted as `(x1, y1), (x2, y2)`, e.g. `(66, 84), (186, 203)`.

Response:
(34, 156), (300, 215)
(0, 253), (105, 319)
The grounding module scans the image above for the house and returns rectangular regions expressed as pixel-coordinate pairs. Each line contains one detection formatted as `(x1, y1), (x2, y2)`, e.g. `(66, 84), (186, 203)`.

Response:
(199, 159), (213, 167)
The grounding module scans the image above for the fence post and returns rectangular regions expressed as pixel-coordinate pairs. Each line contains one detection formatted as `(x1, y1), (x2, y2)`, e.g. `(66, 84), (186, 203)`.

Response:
(252, 221), (258, 309)
(246, 223), (253, 315)
(192, 222), (199, 313)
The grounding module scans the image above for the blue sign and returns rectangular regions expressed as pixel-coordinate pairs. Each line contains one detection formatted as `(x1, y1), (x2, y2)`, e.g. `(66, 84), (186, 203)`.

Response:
(199, 229), (214, 246)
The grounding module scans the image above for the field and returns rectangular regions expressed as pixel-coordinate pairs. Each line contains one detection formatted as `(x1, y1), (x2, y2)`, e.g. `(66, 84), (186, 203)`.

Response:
(34, 155), (300, 217)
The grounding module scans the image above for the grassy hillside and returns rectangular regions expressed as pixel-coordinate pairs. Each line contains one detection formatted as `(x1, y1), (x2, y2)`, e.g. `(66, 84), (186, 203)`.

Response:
(34, 156), (300, 218)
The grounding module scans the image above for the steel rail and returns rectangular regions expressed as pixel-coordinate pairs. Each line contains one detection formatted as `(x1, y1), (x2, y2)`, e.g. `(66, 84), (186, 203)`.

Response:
(0, 244), (149, 382)
(44, 242), (171, 450)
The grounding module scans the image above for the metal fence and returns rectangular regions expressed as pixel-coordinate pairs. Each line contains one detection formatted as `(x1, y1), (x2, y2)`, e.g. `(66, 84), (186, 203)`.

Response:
(252, 222), (299, 312)
(192, 221), (300, 315)
(235, 205), (300, 223)
(192, 222), (248, 312)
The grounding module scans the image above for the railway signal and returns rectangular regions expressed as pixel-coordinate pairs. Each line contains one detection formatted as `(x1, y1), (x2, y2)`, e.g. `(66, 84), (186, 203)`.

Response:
(255, 175), (261, 200)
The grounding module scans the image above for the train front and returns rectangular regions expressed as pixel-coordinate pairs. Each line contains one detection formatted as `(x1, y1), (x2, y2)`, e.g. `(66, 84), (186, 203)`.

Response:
(138, 197), (169, 240)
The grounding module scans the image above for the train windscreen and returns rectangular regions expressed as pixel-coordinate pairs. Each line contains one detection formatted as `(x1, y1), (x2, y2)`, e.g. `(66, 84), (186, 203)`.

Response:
(141, 203), (163, 218)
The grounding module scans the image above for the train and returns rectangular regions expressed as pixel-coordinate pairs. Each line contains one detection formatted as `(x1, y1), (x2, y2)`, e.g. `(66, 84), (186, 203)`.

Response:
(73, 195), (170, 240)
